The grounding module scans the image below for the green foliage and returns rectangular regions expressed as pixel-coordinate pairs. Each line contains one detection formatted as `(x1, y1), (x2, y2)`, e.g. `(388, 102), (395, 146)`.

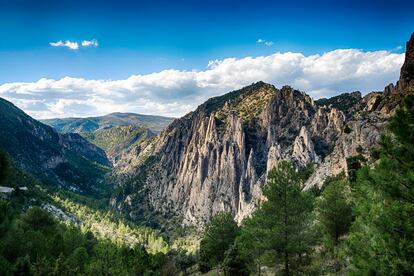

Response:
(235, 161), (316, 275)
(199, 212), (239, 272)
(0, 149), (11, 185)
(42, 112), (173, 134)
(317, 180), (353, 247)
(81, 125), (153, 158)
(347, 95), (414, 275)
(0, 200), (190, 275)
(222, 242), (250, 276)
(256, 161), (315, 275)
(52, 195), (169, 254)
(236, 210), (269, 274)
(316, 179), (353, 273)
(315, 91), (362, 119)
(346, 155), (365, 183)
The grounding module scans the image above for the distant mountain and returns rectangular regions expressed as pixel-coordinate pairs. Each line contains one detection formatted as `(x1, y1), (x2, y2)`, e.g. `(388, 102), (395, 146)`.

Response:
(42, 112), (175, 133)
(81, 125), (155, 165)
(0, 97), (110, 193)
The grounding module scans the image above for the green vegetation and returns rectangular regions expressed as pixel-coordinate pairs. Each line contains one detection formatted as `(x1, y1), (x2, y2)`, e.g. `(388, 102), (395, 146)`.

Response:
(347, 95), (414, 274)
(199, 212), (239, 272)
(315, 91), (362, 119)
(41, 112), (174, 133)
(215, 84), (276, 123)
(0, 149), (11, 185)
(52, 194), (169, 254)
(0, 150), (197, 275)
(0, 202), (196, 275)
(0, 97), (110, 196)
(81, 125), (153, 159)
(315, 178), (353, 273)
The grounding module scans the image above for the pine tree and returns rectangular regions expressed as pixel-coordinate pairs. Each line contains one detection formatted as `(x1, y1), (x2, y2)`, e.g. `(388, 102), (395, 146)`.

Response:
(316, 179), (353, 272)
(199, 212), (239, 273)
(237, 213), (268, 275)
(257, 161), (314, 275)
(0, 149), (10, 185)
(222, 242), (250, 276)
(347, 95), (414, 274)
(317, 179), (353, 247)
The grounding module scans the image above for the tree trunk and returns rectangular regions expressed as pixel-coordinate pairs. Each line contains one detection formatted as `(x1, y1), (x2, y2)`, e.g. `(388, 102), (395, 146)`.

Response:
(285, 251), (290, 276)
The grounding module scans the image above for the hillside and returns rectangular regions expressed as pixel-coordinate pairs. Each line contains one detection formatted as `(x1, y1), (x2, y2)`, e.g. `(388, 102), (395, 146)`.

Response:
(42, 112), (175, 134)
(81, 125), (155, 165)
(0, 98), (110, 194)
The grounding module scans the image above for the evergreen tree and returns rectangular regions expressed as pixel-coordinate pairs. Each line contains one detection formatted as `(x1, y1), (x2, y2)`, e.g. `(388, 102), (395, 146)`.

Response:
(317, 179), (353, 247)
(347, 95), (414, 274)
(199, 212), (239, 272)
(222, 242), (250, 276)
(13, 255), (32, 276)
(0, 149), (10, 185)
(258, 161), (314, 275)
(316, 179), (353, 272)
(237, 212), (268, 275)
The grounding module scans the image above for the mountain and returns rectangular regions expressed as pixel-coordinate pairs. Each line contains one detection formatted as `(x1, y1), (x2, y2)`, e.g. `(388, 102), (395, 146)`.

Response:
(0, 97), (110, 193)
(42, 112), (175, 134)
(81, 125), (155, 165)
(110, 34), (414, 227)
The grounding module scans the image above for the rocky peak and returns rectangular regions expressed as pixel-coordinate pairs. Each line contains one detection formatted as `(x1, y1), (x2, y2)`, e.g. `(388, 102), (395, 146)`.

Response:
(363, 33), (414, 115)
(112, 82), (345, 226)
(399, 32), (414, 92)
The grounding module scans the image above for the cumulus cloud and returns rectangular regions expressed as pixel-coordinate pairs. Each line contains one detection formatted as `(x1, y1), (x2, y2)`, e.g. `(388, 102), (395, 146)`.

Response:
(81, 39), (99, 47)
(49, 40), (79, 50)
(0, 49), (404, 119)
(257, 38), (274, 46)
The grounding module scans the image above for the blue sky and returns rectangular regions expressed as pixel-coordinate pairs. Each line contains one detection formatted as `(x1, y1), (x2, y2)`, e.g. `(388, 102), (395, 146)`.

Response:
(1, 0), (412, 82)
(0, 0), (412, 118)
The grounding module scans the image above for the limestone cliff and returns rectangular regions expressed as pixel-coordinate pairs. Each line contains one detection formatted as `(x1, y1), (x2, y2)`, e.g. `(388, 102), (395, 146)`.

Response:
(111, 33), (414, 227)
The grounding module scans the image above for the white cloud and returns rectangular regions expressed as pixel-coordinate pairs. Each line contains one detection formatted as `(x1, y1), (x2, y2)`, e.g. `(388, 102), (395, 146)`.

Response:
(81, 39), (99, 47)
(49, 40), (79, 50)
(257, 38), (274, 46)
(50, 39), (98, 50)
(0, 49), (404, 119)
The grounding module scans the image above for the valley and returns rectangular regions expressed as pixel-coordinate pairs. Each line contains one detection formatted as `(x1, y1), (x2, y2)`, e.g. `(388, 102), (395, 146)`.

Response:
(0, 30), (413, 275)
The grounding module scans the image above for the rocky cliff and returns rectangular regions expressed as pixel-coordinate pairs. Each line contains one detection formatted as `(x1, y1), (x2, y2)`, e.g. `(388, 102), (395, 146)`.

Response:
(111, 33), (414, 227)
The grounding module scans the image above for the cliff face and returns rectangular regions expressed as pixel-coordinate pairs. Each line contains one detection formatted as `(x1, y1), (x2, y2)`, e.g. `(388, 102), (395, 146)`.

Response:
(111, 83), (347, 225)
(111, 33), (414, 227)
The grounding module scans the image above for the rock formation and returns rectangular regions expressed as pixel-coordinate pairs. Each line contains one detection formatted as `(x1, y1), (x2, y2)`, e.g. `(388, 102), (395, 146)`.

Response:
(111, 33), (414, 227)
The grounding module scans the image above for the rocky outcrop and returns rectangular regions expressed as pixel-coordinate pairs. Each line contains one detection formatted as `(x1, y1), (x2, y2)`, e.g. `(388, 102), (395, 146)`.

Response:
(369, 33), (414, 115)
(304, 112), (387, 189)
(292, 127), (320, 165)
(112, 83), (345, 225)
(111, 33), (414, 228)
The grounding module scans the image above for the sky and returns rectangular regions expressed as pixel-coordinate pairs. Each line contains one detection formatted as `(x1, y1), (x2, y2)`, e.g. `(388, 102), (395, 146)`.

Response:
(0, 0), (413, 119)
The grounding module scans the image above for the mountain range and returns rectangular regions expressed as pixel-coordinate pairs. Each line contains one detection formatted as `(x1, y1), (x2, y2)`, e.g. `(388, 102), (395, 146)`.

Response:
(42, 112), (174, 134)
(1, 33), (413, 230)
